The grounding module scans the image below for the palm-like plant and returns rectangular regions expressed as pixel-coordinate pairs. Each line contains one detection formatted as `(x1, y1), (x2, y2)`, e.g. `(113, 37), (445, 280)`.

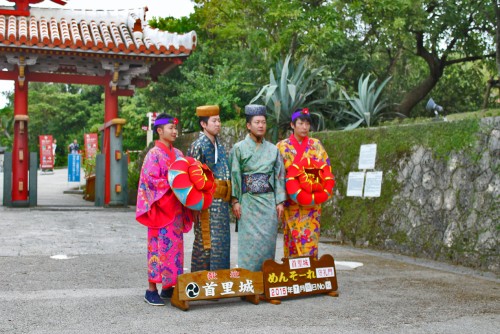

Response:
(250, 54), (330, 142)
(341, 74), (394, 130)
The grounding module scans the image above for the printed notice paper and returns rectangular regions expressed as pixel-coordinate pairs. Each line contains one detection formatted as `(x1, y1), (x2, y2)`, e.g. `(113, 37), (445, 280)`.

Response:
(347, 172), (365, 197)
(364, 171), (383, 197)
(358, 144), (377, 170)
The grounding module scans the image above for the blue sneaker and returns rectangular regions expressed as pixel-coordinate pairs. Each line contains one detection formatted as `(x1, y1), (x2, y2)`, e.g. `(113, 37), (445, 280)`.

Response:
(144, 290), (165, 306)
(160, 287), (174, 299)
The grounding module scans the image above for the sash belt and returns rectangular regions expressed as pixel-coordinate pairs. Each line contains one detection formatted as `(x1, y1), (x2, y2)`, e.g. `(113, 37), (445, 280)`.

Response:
(242, 173), (272, 194)
(213, 179), (231, 202)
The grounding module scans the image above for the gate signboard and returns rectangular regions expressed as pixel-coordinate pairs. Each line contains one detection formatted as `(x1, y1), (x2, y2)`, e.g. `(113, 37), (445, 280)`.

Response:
(262, 255), (339, 303)
(38, 135), (54, 170)
(84, 133), (98, 159)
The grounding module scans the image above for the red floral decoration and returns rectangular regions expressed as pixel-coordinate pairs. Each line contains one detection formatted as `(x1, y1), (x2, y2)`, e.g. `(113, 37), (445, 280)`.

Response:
(172, 118), (179, 125)
(302, 108), (309, 115)
(285, 158), (335, 206)
(167, 157), (216, 210)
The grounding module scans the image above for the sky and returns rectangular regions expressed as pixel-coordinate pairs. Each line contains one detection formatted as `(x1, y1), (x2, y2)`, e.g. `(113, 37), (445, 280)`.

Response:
(0, 0), (195, 107)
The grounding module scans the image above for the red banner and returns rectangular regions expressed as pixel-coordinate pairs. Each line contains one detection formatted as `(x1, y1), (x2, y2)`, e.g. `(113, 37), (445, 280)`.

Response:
(39, 135), (54, 170)
(84, 133), (98, 159)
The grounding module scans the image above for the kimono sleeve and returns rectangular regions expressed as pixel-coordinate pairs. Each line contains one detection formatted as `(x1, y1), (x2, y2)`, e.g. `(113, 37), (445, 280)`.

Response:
(136, 148), (170, 221)
(187, 140), (204, 163)
(273, 148), (286, 204)
(229, 145), (242, 202)
(316, 139), (331, 168)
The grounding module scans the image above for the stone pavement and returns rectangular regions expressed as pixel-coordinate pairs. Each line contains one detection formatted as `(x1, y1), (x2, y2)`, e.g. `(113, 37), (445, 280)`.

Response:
(0, 168), (499, 333)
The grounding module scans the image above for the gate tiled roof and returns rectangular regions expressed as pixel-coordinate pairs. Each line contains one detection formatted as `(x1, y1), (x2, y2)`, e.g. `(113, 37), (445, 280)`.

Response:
(0, 6), (197, 57)
(0, 5), (197, 89)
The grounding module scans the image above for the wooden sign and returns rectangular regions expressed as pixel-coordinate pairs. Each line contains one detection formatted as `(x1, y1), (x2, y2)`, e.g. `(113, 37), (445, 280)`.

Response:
(262, 254), (339, 303)
(171, 268), (264, 311)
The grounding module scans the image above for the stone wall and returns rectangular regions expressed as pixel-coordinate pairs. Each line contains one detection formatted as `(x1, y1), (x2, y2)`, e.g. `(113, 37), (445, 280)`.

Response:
(383, 117), (499, 272)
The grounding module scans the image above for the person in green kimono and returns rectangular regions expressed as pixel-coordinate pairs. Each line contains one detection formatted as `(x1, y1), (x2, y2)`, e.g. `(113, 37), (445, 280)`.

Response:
(229, 104), (286, 272)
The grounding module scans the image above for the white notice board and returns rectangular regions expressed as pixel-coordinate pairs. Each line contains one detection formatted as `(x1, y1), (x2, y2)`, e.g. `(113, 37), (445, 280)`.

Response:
(347, 172), (365, 197)
(358, 144), (377, 170)
(364, 171), (383, 197)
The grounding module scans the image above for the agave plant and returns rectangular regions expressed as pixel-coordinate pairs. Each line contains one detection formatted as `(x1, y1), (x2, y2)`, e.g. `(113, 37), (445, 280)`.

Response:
(341, 74), (394, 130)
(250, 54), (331, 142)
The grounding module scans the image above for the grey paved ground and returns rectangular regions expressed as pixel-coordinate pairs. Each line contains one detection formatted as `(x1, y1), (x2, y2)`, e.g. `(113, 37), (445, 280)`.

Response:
(0, 168), (499, 333)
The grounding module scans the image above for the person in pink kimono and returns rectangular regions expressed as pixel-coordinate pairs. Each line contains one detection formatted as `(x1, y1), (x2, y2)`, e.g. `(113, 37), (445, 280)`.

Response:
(136, 113), (194, 306)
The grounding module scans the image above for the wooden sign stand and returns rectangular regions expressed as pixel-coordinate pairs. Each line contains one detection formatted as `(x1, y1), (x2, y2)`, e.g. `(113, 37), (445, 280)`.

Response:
(261, 254), (339, 304)
(171, 268), (264, 311)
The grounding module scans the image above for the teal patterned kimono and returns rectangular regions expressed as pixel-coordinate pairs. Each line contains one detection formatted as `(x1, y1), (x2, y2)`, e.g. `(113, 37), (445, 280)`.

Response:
(229, 134), (286, 272)
(187, 132), (231, 271)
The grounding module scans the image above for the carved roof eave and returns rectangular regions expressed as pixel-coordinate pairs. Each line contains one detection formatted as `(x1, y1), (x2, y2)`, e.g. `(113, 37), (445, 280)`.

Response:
(0, 45), (188, 88)
(0, 44), (192, 61)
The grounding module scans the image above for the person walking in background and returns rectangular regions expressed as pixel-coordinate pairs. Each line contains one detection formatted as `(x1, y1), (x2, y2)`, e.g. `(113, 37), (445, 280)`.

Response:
(229, 104), (286, 272)
(276, 108), (334, 259)
(187, 105), (232, 272)
(52, 139), (57, 165)
(68, 139), (79, 154)
(136, 113), (194, 306)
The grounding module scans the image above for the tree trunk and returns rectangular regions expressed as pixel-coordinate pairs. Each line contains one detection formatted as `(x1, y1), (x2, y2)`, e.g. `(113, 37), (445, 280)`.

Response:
(482, 78), (493, 109)
(397, 74), (441, 117)
(397, 31), (444, 117)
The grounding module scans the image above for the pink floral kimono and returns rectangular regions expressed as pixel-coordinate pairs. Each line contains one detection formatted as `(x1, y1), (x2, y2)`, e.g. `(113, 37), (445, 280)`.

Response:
(136, 141), (193, 288)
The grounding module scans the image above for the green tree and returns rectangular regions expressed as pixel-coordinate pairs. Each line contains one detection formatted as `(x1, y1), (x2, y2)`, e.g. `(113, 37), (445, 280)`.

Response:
(338, 0), (496, 116)
(22, 83), (104, 165)
(147, 11), (260, 131)
(0, 105), (13, 148)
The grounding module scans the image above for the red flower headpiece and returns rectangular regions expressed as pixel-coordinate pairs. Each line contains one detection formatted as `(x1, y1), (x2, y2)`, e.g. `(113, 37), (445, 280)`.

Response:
(167, 157), (216, 210)
(285, 158), (335, 206)
(291, 108), (311, 121)
(154, 117), (178, 126)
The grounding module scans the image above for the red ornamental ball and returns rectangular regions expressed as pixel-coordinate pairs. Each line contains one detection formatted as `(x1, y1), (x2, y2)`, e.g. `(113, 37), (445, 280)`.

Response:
(285, 158), (335, 206)
(168, 157), (216, 211)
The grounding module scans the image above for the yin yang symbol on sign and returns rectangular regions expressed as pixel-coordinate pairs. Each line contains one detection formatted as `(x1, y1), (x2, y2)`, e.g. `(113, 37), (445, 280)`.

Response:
(185, 282), (200, 298)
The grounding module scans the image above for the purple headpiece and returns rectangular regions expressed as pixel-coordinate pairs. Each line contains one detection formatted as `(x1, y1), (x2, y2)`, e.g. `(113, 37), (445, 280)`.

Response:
(154, 117), (178, 127)
(291, 108), (310, 122)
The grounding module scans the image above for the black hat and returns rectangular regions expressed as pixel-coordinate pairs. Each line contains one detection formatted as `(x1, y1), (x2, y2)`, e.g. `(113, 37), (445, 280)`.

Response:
(244, 104), (266, 116)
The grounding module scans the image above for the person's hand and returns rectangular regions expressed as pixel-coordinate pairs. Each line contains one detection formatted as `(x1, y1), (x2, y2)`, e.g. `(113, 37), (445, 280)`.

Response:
(232, 202), (241, 220)
(276, 203), (284, 220)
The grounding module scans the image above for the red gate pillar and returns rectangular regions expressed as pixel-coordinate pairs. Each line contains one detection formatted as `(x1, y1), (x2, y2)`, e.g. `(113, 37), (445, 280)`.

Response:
(12, 79), (29, 204)
(103, 82), (118, 205)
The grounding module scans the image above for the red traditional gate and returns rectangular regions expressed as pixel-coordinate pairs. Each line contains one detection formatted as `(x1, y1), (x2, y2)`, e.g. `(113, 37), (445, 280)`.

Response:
(0, 0), (196, 206)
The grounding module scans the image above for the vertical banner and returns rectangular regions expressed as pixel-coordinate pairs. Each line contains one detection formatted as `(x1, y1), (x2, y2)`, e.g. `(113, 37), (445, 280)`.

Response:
(84, 133), (99, 159)
(38, 135), (54, 170)
(146, 112), (158, 146)
(68, 153), (81, 182)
